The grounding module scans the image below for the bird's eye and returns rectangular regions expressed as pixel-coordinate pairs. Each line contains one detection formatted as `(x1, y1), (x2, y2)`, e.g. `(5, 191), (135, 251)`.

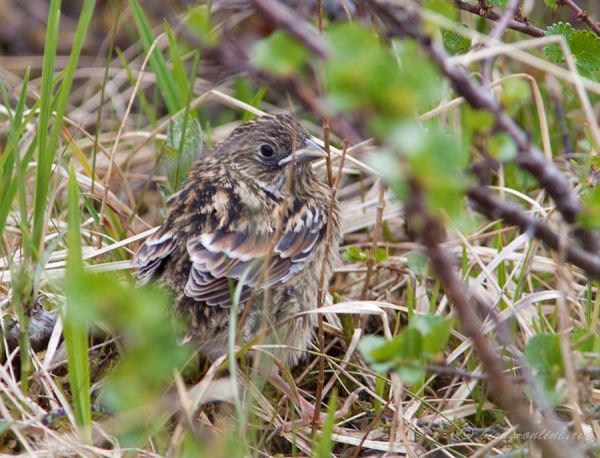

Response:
(259, 144), (275, 158)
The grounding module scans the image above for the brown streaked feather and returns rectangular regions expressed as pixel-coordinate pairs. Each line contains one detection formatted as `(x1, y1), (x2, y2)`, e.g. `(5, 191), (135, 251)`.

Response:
(135, 228), (178, 285)
(183, 203), (326, 307)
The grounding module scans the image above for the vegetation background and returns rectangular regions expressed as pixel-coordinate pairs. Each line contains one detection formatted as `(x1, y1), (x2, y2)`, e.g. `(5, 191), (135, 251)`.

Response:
(1, 0), (600, 456)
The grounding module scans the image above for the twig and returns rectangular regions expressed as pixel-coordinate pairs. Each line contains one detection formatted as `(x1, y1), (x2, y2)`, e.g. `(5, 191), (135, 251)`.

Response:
(312, 142), (347, 435)
(555, 98), (574, 157)
(369, 0), (600, 255)
(249, 0), (330, 58)
(482, 0), (522, 84)
(556, 0), (600, 38)
(360, 181), (386, 300)
(467, 186), (600, 278)
(455, 0), (544, 38)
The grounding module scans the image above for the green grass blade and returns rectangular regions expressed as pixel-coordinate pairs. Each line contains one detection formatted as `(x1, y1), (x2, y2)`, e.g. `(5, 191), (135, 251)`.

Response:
(0, 70), (30, 240)
(64, 164), (92, 439)
(31, 0), (61, 262)
(312, 389), (337, 458)
(32, 0), (95, 264)
(129, 0), (183, 114)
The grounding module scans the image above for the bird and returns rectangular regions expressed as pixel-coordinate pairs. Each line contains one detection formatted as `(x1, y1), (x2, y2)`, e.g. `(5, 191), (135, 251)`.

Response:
(134, 114), (342, 367)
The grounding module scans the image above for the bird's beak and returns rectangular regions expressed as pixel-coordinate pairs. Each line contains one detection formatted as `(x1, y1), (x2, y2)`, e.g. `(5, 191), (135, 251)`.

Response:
(278, 139), (327, 166)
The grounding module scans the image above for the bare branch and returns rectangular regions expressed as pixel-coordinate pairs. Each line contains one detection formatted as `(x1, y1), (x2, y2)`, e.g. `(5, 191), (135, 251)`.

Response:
(467, 186), (600, 278)
(455, 0), (544, 37)
(249, 0), (330, 58)
(557, 0), (600, 38)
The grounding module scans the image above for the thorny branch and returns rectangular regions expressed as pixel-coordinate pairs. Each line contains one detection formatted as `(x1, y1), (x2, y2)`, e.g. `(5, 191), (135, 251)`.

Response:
(454, 0), (544, 37)
(369, 0), (600, 255)
(468, 186), (600, 277)
(557, 0), (600, 38)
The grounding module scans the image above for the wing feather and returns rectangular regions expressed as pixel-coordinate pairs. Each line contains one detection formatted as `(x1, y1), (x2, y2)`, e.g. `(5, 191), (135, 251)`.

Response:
(134, 228), (178, 285)
(184, 204), (326, 307)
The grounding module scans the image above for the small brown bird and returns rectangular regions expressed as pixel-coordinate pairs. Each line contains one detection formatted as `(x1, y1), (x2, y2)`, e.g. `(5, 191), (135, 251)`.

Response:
(135, 114), (341, 366)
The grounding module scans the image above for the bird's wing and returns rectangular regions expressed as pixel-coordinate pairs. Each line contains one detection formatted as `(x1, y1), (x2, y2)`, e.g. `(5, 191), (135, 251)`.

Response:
(185, 204), (327, 308)
(134, 225), (179, 285)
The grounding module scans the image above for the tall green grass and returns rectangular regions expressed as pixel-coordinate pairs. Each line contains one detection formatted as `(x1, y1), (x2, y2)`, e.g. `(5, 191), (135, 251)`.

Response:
(64, 165), (92, 439)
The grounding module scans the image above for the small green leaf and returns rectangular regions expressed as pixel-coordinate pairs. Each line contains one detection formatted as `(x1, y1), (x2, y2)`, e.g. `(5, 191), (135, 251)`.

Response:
(359, 329), (423, 369)
(411, 315), (455, 356)
(186, 5), (218, 45)
(571, 329), (600, 353)
(499, 78), (530, 112)
(345, 246), (369, 262)
(524, 334), (566, 406)
(544, 22), (600, 77)
(358, 335), (394, 372)
(159, 112), (203, 194)
(489, 0), (508, 7)
(578, 187), (600, 229)
(488, 133), (518, 161)
(524, 334), (564, 376)
(544, 22), (574, 64)
(570, 30), (600, 76)
(407, 251), (427, 275)
(251, 31), (308, 75)
(463, 108), (495, 134)
(375, 247), (388, 263)
(423, 0), (457, 20)
(396, 365), (426, 385)
(442, 29), (471, 55)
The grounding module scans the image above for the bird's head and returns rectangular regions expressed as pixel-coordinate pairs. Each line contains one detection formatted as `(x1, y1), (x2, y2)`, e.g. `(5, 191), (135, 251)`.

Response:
(224, 114), (326, 193)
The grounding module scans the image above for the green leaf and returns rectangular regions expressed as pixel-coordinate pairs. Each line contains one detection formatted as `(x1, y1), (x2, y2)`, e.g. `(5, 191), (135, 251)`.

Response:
(159, 112), (203, 193)
(345, 246), (369, 262)
(524, 334), (564, 377)
(411, 315), (454, 357)
(544, 22), (574, 64)
(489, 0), (508, 7)
(570, 30), (600, 76)
(571, 329), (600, 353)
(407, 251), (427, 275)
(77, 273), (192, 413)
(442, 29), (471, 55)
(578, 187), (600, 229)
(251, 31), (308, 76)
(499, 78), (530, 113)
(325, 24), (441, 125)
(360, 329), (423, 367)
(544, 22), (600, 78)
(488, 133), (518, 161)
(186, 5), (218, 46)
(358, 335), (394, 372)
(463, 108), (495, 134)
(524, 334), (566, 406)
(423, 0), (457, 20)
(375, 247), (388, 263)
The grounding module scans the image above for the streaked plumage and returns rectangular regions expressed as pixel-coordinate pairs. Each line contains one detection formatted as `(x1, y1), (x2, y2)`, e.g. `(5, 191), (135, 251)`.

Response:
(134, 114), (341, 365)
